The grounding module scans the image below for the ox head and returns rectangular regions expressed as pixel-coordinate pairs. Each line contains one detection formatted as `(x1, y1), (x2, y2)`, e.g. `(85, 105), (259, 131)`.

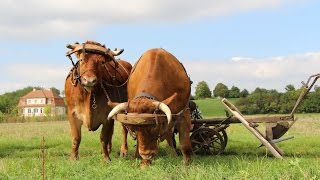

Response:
(66, 41), (124, 91)
(108, 94), (177, 166)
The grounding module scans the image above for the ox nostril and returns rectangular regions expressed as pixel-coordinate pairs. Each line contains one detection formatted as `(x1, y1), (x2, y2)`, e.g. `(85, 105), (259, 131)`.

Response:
(82, 77), (87, 84)
(91, 78), (97, 85)
(82, 76), (97, 86)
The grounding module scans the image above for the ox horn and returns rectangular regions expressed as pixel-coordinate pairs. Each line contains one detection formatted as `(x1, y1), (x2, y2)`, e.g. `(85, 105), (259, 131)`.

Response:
(110, 48), (124, 56)
(66, 44), (75, 49)
(107, 103), (127, 120)
(153, 102), (172, 124)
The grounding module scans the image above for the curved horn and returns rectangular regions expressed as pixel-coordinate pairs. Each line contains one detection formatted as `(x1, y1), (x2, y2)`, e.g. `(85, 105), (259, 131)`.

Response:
(110, 48), (124, 56)
(153, 102), (172, 124)
(66, 44), (75, 49)
(107, 103), (127, 120)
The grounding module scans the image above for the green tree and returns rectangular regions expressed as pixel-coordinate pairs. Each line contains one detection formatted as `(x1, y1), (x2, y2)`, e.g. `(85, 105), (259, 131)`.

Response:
(236, 88), (281, 114)
(213, 83), (229, 98)
(44, 105), (52, 116)
(229, 86), (240, 98)
(195, 81), (211, 99)
(285, 84), (295, 92)
(239, 89), (249, 98)
(50, 87), (60, 96)
(0, 86), (41, 114)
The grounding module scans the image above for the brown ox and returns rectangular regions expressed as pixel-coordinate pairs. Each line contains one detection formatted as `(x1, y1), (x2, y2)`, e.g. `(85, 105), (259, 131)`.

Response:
(108, 48), (192, 166)
(65, 41), (132, 160)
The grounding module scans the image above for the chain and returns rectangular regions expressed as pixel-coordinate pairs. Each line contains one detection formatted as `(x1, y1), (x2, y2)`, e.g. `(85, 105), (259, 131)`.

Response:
(100, 81), (112, 103)
(92, 93), (97, 109)
(123, 123), (136, 140)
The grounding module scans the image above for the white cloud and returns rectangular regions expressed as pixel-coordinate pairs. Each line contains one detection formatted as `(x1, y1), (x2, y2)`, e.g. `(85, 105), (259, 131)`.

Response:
(185, 52), (320, 94)
(0, 0), (298, 40)
(1, 51), (318, 95)
(0, 63), (70, 94)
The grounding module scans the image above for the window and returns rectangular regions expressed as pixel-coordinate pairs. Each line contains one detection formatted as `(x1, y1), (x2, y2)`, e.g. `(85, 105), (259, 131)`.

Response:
(34, 109), (38, 113)
(28, 100), (31, 104)
(28, 109), (31, 113)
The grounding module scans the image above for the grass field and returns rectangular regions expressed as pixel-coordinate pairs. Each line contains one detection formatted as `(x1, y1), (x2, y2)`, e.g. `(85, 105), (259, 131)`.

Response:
(0, 98), (320, 179)
(194, 98), (238, 117)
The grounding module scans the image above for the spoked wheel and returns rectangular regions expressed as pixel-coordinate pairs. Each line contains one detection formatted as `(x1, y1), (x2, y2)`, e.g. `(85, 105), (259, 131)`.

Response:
(219, 129), (228, 150)
(190, 127), (225, 155)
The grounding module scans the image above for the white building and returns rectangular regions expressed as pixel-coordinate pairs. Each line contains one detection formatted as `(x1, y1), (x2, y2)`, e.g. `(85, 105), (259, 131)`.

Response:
(18, 89), (66, 116)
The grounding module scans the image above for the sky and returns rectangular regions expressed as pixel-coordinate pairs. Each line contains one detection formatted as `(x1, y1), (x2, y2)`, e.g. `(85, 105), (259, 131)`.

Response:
(0, 0), (319, 95)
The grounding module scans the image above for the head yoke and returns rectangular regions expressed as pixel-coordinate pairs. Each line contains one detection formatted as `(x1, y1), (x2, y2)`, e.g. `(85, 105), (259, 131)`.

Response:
(66, 42), (124, 67)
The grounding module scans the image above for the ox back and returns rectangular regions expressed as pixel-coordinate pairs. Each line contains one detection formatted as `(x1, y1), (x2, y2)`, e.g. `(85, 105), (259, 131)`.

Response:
(128, 48), (191, 111)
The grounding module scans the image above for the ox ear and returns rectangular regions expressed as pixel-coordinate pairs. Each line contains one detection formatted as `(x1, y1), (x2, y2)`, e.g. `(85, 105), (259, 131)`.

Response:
(162, 93), (178, 106)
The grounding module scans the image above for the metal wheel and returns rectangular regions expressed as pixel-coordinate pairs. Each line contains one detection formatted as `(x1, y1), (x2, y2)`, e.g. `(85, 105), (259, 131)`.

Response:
(219, 129), (228, 149)
(190, 127), (225, 155)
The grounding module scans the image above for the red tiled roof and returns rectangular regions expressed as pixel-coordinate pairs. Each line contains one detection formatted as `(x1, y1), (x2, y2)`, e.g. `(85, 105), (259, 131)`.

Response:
(18, 89), (66, 107)
(20, 89), (60, 99)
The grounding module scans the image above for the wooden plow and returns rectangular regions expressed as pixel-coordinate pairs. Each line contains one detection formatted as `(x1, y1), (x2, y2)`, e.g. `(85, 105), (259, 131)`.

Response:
(189, 73), (320, 157)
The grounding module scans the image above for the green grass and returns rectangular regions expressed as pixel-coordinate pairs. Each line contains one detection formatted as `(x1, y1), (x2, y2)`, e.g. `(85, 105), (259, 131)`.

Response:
(194, 98), (237, 117)
(1, 98), (320, 179)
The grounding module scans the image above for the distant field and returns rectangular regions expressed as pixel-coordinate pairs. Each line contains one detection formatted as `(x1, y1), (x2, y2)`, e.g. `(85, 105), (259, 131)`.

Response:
(0, 112), (320, 179)
(194, 98), (237, 117)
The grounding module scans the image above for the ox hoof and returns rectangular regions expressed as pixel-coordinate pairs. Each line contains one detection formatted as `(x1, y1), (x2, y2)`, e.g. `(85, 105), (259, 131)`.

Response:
(120, 153), (128, 158)
(183, 158), (192, 166)
(140, 159), (152, 169)
(70, 155), (79, 161)
(103, 155), (112, 161)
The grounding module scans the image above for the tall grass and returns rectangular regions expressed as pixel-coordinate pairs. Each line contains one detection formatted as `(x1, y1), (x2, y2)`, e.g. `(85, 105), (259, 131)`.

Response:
(0, 98), (320, 179)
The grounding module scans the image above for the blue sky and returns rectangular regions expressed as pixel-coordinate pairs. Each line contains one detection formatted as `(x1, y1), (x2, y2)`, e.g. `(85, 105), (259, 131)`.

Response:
(0, 0), (319, 95)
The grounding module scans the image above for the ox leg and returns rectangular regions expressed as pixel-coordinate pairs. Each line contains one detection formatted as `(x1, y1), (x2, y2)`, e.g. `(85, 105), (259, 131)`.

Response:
(69, 114), (82, 160)
(101, 119), (114, 161)
(134, 139), (140, 159)
(164, 130), (178, 157)
(177, 112), (193, 165)
(120, 124), (128, 157)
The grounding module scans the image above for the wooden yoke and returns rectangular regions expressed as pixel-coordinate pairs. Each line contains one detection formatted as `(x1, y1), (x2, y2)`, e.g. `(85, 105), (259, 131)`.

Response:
(222, 98), (283, 158)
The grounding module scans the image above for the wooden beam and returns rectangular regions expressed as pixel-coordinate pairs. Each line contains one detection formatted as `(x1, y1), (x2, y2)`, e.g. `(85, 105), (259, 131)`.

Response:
(191, 116), (293, 125)
(222, 98), (283, 158)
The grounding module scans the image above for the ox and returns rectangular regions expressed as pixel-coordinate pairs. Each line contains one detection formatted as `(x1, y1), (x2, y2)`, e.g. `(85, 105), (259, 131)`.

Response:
(65, 41), (132, 160)
(108, 48), (192, 167)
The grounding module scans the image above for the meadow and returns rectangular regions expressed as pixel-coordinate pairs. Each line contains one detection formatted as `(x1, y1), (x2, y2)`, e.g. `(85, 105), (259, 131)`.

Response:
(0, 98), (320, 179)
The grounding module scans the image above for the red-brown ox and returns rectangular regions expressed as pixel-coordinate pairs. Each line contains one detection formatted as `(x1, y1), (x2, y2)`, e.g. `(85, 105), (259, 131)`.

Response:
(108, 48), (192, 166)
(65, 41), (132, 160)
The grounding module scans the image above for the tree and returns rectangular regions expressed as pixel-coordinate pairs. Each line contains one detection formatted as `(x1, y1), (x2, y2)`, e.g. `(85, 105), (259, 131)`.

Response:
(229, 86), (240, 98)
(236, 88), (281, 114)
(195, 81), (211, 99)
(0, 86), (41, 114)
(213, 83), (229, 98)
(239, 89), (249, 98)
(50, 87), (60, 96)
(44, 105), (52, 116)
(285, 84), (295, 92)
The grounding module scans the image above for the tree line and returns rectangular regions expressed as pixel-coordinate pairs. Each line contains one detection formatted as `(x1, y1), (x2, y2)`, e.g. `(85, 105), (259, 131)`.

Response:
(194, 81), (320, 114)
(1, 83), (319, 117)
(195, 81), (249, 99)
